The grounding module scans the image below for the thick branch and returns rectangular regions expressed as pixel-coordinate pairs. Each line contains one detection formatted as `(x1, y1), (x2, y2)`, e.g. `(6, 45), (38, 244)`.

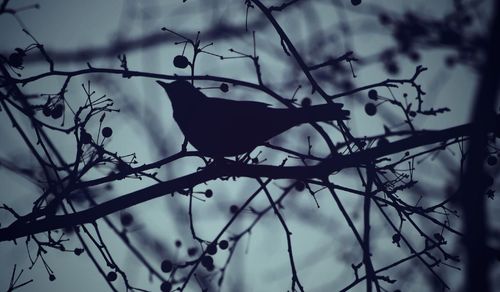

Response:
(0, 115), (497, 242)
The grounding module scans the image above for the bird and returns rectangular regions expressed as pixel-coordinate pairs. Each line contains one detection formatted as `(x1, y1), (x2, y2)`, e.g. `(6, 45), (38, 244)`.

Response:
(157, 80), (349, 158)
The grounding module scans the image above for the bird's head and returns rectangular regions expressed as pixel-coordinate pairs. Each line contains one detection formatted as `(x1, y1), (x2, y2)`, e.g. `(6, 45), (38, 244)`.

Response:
(156, 80), (204, 104)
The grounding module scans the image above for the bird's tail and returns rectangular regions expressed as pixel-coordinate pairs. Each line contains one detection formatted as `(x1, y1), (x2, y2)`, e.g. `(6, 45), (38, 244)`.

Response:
(291, 103), (350, 124)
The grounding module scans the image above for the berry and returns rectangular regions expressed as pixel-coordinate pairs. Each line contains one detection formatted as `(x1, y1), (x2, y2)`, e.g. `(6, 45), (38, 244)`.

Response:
(218, 240), (229, 250)
(160, 281), (172, 292)
(229, 205), (238, 214)
(161, 260), (173, 273)
(49, 274), (56, 281)
(8, 50), (25, 68)
(51, 104), (63, 119)
(385, 62), (399, 75)
(409, 111), (417, 117)
(42, 106), (52, 117)
(351, 0), (361, 6)
(173, 55), (189, 69)
(301, 97), (311, 107)
(102, 127), (113, 138)
(74, 248), (84, 256)
(368, 89), (378, 100)
(220, 83), (229, 92)
(120, 212), (133, 226)
(205, 264), (215, 271)
(295, 181), (305, 192)
(340, 79), (354, 91)
(201, 255), (214, 268)
(205, 189), (213, 198)
(365, 103), (377, 116)
(207, 244), (217, 255)
(175, 240), (182, 248)
(187, 247), (198, 256)
(379, 13), (391, 25)
(408, 51), (420, 62)
(106, 271), (117, 282)
(445, 56), (456, 67)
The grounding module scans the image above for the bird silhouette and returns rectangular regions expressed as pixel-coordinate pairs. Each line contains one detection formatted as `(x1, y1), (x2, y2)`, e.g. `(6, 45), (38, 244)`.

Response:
(157, 80), (349, 158)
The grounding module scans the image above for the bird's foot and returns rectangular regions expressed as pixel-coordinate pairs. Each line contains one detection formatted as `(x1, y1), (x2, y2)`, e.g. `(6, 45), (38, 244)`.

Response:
(236, 152), (254, 164)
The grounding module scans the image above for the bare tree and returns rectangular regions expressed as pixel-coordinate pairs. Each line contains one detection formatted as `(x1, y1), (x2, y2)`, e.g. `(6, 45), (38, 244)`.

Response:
(0, 0), (499, 291)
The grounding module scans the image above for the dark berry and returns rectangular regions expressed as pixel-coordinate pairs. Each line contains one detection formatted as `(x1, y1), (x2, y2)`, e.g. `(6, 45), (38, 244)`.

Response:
(301, 97), (311, 107)
(173, 55), (189, 69)
(205, 189), (213, 198)
(340, 79), (354, 91)
(218, 240), (229, 250)
(8, 52), (24, 68)
(201, 255), (214, 268)
(385, 62), (399, 75)
(351, 0), (361, 6)
(102, 127), (113, 138)
(368, 89), (378, 100)
(409, 111), (417, 117)
(175, 240), (182, 248)
(229, 205), (238, 214)
(106, 271), (117, 282)
(161, 260), (173, 273)
(42, 106), (52, 117)
(295, 181), (305, 192)
(49, 274), (56, 281)
(120, 212), (133, 226)
(220, 83), (229, 92)
(487, 156), (497, 166)
(365, 103), (377, 116)
(409, 51), (420, 62)
(74, 248), (84, 256)
(445, 56), (456, 67)
(187, 247), (198, 257)
(160, 281), (172, 292)
(206, 244), (217, 255)
(205, 264), (215, 271)
(51, 104), (63, 119)
(379, 14), (391, 25)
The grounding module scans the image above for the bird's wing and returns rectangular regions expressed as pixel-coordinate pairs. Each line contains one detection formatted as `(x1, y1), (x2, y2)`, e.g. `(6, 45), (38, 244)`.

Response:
(207, 97), (271, 110)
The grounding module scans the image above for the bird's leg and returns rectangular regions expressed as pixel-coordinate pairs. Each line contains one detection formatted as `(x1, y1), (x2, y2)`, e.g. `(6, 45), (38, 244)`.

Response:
(236, 152), (253, 164)
(205, 158), (240, 181)
(181, 137), (188, 152)
(196, 157), (214, 172)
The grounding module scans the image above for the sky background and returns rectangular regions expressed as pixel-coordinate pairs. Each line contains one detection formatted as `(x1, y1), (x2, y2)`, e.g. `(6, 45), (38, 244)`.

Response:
(0, 0), (498, 291)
